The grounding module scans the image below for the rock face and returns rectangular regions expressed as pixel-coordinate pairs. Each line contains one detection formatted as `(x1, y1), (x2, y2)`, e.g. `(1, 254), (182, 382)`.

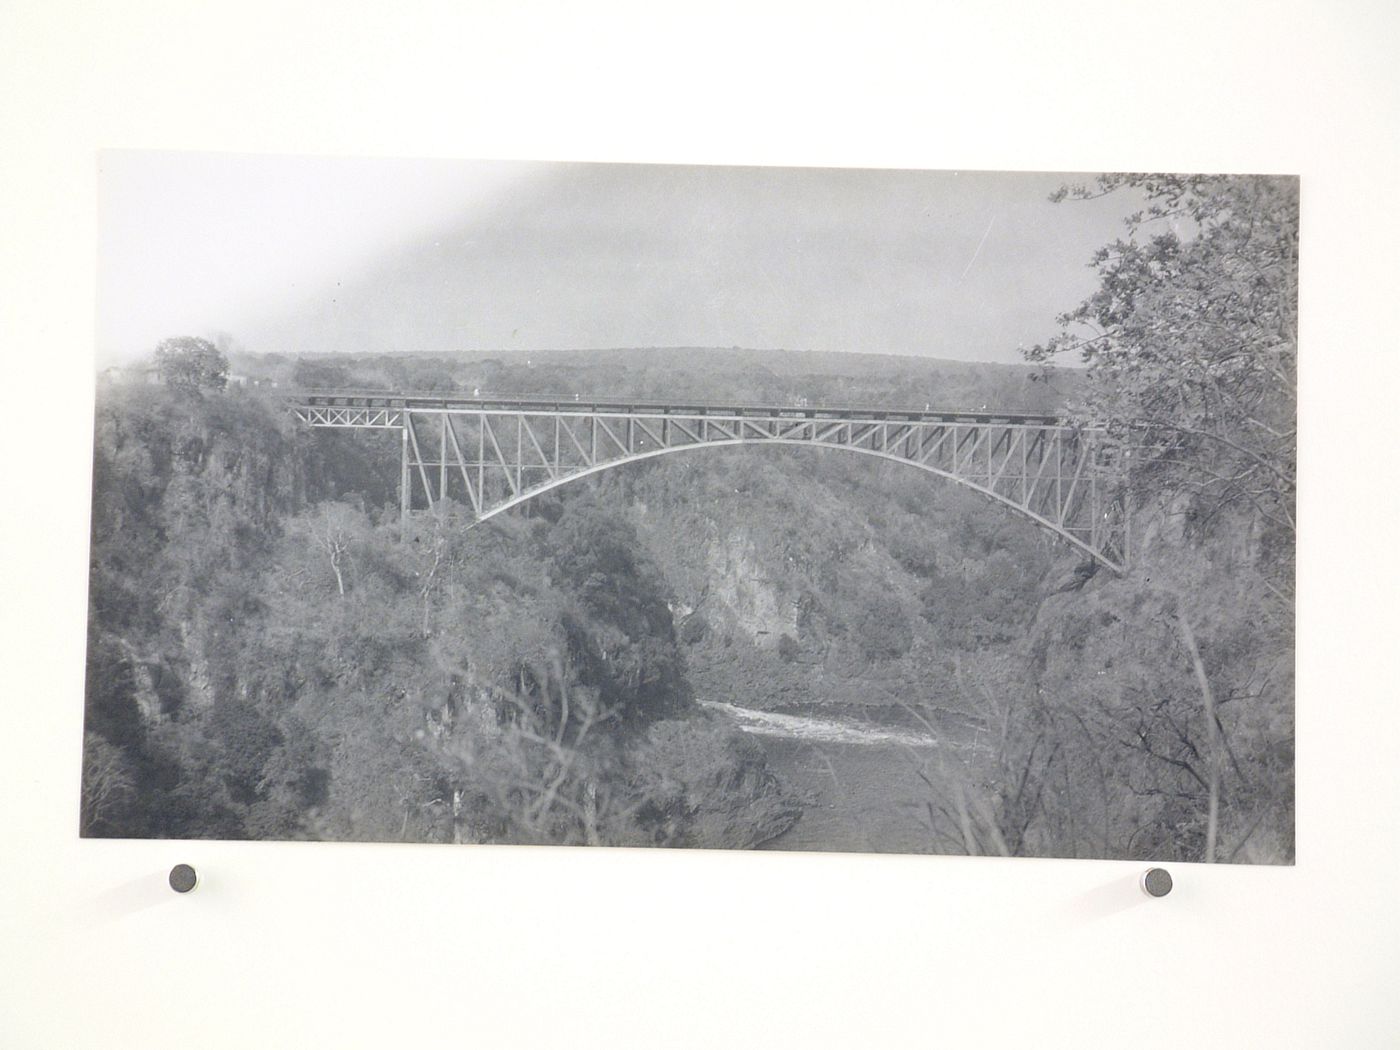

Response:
(705, 532), (800, 649)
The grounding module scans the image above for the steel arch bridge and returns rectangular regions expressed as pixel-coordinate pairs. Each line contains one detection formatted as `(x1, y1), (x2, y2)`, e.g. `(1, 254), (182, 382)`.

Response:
(292, 392), (1130, 572)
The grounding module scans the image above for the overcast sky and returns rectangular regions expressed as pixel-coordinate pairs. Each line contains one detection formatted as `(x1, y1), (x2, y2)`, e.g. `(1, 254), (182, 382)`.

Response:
(97, 152), (1147, 365)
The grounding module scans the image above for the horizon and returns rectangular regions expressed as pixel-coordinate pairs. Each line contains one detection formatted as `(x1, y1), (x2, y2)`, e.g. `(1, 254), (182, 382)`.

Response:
(109, 343), (1088, 374)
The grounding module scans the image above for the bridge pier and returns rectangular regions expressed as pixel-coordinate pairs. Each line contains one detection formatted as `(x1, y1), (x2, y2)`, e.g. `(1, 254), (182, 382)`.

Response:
(400, 422), (411, 530)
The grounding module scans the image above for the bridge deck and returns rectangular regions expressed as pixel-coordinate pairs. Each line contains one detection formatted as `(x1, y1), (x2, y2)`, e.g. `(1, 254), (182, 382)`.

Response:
(292, 391), (1068, 427)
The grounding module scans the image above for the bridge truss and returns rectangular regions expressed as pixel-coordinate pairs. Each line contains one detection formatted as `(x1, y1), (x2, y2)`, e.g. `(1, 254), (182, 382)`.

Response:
(292, 393), (1129, 572)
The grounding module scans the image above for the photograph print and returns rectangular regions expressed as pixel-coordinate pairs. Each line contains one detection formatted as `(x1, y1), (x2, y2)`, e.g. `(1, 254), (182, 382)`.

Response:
(83, 154), (1296, 863)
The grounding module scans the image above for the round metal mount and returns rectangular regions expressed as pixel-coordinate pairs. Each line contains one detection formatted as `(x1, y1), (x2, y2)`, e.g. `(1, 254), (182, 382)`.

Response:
(168, 864), (198, 894)
(1141, 867), (1173, 898)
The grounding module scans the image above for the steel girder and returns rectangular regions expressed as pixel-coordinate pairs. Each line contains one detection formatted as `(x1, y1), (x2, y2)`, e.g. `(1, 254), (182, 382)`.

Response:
(293, 397), (1129, 571)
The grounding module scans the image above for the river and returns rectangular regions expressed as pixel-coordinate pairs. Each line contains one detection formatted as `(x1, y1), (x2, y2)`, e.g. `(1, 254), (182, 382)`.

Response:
(699, 699), (989, 854)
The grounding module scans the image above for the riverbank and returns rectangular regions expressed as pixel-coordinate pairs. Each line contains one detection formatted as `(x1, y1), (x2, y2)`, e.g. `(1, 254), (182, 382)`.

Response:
(700, 698), (988, 854)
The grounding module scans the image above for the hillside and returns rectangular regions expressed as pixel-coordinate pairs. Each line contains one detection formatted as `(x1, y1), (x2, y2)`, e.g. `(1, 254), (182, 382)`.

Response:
(84, 344), (1292, 862)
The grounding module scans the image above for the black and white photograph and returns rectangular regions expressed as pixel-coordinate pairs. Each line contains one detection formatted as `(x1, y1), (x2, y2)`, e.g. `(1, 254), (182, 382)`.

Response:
(83, 153), (1296, 863)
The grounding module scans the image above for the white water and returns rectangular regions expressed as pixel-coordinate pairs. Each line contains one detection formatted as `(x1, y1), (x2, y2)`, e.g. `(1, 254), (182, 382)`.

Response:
(699, 699), (940, 748)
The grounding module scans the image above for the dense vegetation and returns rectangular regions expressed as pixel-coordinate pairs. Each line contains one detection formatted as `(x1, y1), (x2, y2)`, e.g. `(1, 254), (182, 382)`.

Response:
(82, 358), (1054, 849)
(83, 384), (802, 846)
(84, 175), (1295, 863)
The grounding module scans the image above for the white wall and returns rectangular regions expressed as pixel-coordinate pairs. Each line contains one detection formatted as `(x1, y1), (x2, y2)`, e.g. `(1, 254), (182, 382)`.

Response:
(3, 3), (1397, 1046)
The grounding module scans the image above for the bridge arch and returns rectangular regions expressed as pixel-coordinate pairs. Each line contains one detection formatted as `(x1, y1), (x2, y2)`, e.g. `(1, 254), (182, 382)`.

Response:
(471, 438), (1124, 572)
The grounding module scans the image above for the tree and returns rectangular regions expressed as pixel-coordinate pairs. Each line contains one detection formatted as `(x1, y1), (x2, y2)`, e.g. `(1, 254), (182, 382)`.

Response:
(80, 732), (136, 835)
(297, 501), (367, 596)
(1026, 174), (1298, 585)
(1020, 175), (1298, 862)
(154, 336), (230, 392)
(292, 359), (352, 389)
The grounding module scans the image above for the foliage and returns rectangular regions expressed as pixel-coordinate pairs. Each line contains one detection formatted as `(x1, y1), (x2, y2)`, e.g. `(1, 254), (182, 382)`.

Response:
(80, 732), (136, 835)
(903, 553), (1292, 864)
(154, 336), (230, 392)
(624, 717), (801, 848)
(1027, 174), (1298, 584)
(81, 333), (1293, 863)
(292, 359), (353, 390)
(919, 547), (1041, 649)
(961, 172), (1302, 862)
(81, 386), (798, 844)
